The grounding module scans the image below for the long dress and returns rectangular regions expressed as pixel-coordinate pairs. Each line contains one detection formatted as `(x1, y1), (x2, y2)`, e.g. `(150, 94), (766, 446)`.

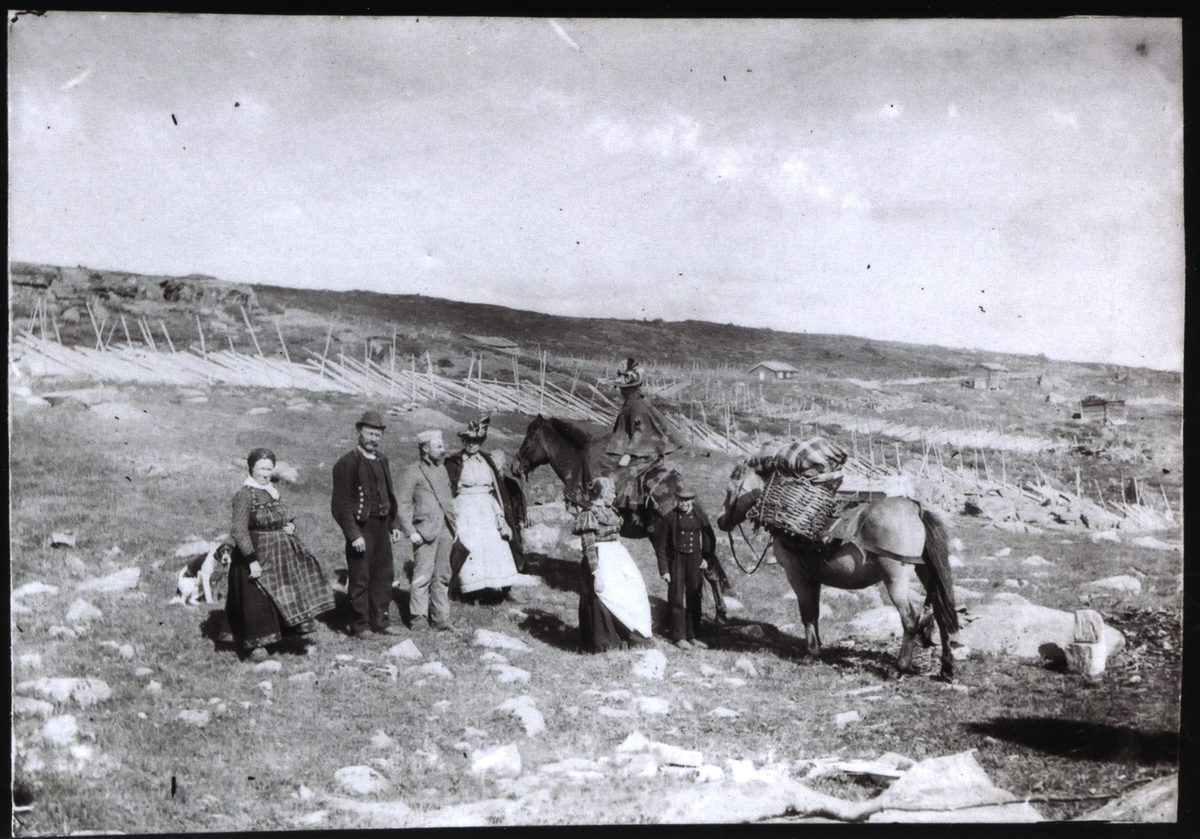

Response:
(574, 505), (653, 652)
(454, 454), (523, 593)
(222, 484), (336, 650)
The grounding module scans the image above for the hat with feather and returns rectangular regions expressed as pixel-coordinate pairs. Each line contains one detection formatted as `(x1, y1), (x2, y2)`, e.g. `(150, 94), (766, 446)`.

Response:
(612, 358), (644, 389)
(458, 416), (491, 442)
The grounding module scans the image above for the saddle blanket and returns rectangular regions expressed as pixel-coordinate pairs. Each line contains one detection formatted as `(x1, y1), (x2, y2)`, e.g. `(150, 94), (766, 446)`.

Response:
(819, 501), (925, 565)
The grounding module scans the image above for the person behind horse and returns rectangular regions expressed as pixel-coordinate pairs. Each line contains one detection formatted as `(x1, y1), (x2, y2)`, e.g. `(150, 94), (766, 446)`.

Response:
(605, 358), (682, 512)
(226, 448), (336, 661)
(331, 411), (403, 637)
(653, 486), (718, 650)
(573, 476), (653, 653)
(443, 417), (523, 597)
(396, 430), (458, 632)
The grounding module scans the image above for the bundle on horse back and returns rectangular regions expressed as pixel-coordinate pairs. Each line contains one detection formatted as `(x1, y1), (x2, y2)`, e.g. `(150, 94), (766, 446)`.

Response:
(747, 437), (848, 540)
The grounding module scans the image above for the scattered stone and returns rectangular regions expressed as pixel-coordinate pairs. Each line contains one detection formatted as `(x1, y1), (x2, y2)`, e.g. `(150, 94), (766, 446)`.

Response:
(631, 649), (667, 681)
(471, 744), (522, 778)
(488, 664), (531, 684)
(1003, 579), (1022, 589)
(520, 523), (561, 554)
(134, 667), (154, 677)
(730, 624), (765, 641)
(991, 592), (1031, 607)
(652, 742), (703, 767)
(18, 652), (43, 668)
(41, 714), (81, 746)
(959, 599), (1125, 659)
(66, 599), (104, 623)
(246, 407), (273, 415)
(950, 537), (965, 551)
(1076, 773), (1176, 822)
(14, 696), (56, 718)
(335, 654), (355, 662)
(252, 660), (282, 673)
(955, 587), (984, 601)
(178, 709), (211, 727)
(144, 681), (163, 696)
(1065, 643), (1108, 677)
(599, 706), (637, 719)
(695, 765), (724, 782)
(725, 677), (747, 688)
(334, 765), (391, 795)
(996, 548), (1012, 558)
(17, 676), (112, 707)
(618, 731), (650, 752)
(540, 757), (601, 774)
(1073, 610), (1105, 644)
(709, 708), (739, 718)
(1090, 530), (1122, 544)
(13, 581), (60, 598)
(419, 661), (454, 679)
(295, 811), (328, 826)
(733, 656), (759, 678)
(1022, 556), (1051, 567)
(699, 664), (721, 678)
(77, 567), (140, 593)
(257, 681), (274, 693)
(472, 629), (531, 652)
(1084, 575), (1141, 594)
(497, 695), (545, 736)
(634, 696), (671, 715)
(50, 532), (77, 548)
(24, 396), (51, 407)
(370, 730), (396, 749)
(727, 759), (760, 784)
(289, 671), (318, 685)
(835, 710), (861, 727)
(952, 646), (972, 661)
(723, 597), (743, 611)
(949, 555), (964, 568)
(783, 591), (797, 601)
(12, 601), (32, 614)
(479, 650), (508, 665)
(621, 754), (660, 777)
(1131, 536), (1180, 552)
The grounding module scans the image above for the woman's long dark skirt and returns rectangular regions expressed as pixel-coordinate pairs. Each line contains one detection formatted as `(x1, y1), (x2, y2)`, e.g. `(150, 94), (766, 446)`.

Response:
(225, 562), (283, 649)
(578, 557), (629, 653)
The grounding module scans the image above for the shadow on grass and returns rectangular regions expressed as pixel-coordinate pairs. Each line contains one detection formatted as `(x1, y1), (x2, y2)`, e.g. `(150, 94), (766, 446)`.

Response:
(518, 552), (582, 595)
(517, 607), (581, 653)
(966, 718), (1179, 764)
(696, 614), (898, 676)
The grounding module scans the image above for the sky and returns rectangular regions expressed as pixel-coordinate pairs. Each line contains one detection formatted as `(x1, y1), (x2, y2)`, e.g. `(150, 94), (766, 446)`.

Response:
(8, 15), (1184, 370)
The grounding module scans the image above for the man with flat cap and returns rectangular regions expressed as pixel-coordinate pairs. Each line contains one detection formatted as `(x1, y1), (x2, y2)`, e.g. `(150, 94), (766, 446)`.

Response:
(396, 429), (458, 631)
(332, 410), (403, 637)
(653, 486), (719, 650)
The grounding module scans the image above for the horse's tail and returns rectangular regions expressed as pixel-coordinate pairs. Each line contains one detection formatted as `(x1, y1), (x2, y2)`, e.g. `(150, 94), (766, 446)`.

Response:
(920, 506), (959, 633)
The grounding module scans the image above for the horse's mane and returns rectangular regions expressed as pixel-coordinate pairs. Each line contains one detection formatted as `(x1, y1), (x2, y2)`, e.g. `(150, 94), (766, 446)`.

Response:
(546, 416), (594, 450)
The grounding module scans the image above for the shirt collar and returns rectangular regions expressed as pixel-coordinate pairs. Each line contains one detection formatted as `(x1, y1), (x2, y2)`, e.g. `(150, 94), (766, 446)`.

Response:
(357, 446), (377, 460)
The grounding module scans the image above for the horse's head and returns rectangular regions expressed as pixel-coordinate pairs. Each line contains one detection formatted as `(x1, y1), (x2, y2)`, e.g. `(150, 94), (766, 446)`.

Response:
(511, 414), (549, 479)
(717, 462), (763, 532)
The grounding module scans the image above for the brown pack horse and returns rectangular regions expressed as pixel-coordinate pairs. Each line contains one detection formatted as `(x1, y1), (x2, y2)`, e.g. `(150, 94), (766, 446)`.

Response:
(717, 462), (958, 679)
(511, 415), (731, 603)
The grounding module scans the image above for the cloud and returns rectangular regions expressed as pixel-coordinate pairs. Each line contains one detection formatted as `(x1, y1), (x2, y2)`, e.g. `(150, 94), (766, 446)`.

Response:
(1050, 110), (1079, 130)
(60, 69), (91, 92)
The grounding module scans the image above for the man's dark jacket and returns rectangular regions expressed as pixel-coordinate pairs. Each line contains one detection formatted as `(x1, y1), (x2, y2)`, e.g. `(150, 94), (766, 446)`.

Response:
(331, 448), (399, 543)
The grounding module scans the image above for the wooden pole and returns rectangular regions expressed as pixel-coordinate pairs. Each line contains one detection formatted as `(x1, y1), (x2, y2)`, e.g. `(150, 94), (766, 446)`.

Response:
(86, 300), (104, 349)
(50, 308), (62, 344)
(539, 351), (546, 416)
(274, 320), (290, 363)
(319, 319), (335, 378)
(140, 317), (157, 351)
(411, 355), (417, 401)
(121, 314), (133, 349)
(390, 329), (397, 377)
(104, 318), (118, 350)
(228, 336), (237, 355)
(195, 315), (208, 360)
(160, 321), (176, 353)
(239, 305), (264, 358)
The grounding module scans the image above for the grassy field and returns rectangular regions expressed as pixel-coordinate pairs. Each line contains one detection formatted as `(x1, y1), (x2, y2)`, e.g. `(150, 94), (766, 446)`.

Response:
(9, 381), (1183, 832)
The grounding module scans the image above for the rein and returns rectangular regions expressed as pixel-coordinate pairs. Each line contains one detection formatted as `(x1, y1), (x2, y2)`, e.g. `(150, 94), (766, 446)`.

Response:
(727, 522), (773, 575)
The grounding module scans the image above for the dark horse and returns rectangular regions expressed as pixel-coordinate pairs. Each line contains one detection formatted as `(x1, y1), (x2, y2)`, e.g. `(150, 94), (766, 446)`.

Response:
(717, 462), (959, 679)
(511, 415), (731, 602)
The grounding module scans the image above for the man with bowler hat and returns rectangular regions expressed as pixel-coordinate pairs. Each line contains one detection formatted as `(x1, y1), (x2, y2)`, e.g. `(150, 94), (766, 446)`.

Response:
(653, 486), (719, 650)
(332, 410), (403, 637)
(396, 429), (458, 631)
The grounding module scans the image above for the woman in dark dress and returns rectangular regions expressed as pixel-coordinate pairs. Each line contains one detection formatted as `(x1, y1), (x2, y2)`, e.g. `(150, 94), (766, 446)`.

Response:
(572, 477), (652, 653)
(222, 448), (336, 662)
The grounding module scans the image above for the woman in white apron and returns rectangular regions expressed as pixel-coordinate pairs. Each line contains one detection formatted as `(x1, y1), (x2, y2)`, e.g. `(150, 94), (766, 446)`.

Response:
(451, 420), (524, 595)
(572, 477), (653, 652)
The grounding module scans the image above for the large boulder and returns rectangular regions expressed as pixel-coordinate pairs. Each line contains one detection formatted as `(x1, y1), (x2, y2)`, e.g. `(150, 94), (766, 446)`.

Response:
(957, 600), (1125, 660)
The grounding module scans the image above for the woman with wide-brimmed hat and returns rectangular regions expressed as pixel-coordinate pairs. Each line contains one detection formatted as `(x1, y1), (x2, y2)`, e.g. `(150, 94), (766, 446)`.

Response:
(445, 417), (525, 596)
(605, 358), (683, 509)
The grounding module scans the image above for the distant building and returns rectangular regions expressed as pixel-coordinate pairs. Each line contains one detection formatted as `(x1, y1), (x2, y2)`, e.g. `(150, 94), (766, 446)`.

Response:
(963, 362), (1008, 391)
(1081, 395), (1127, 425)
(464, 334), (521, 356)
(747, 360), (800, 381)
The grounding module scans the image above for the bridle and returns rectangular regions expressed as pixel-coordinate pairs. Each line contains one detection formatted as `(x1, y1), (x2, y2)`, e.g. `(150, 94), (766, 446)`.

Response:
(723, 465), (773, 575)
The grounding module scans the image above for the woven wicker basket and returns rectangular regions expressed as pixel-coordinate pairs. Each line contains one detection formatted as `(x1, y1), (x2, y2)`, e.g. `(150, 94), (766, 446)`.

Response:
(749, 471), (839, 539)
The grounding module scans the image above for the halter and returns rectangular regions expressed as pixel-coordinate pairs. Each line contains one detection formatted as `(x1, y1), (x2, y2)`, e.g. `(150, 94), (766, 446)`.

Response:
(723, 464), (773, 575)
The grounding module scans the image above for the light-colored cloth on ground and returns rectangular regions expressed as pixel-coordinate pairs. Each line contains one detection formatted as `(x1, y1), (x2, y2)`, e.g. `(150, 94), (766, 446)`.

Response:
(593, 541), (652, 638)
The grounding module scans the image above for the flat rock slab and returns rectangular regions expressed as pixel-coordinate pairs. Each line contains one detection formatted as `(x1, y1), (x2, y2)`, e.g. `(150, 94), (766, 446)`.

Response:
(957, 602), (1125, 659)
(1076, 774), (1176, 822)
(334, 765), (391, 795)
(471, 744), (522, 777)
(497, 695), (545, 736)
(77, 567), (140, 593)
(17, 677), (112, 707)
(472, 629), (531, 652)
(631, 649), (667, 680)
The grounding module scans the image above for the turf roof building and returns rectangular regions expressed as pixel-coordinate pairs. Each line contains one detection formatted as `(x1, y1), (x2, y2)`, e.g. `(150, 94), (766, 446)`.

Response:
(748, 360), (800, 381)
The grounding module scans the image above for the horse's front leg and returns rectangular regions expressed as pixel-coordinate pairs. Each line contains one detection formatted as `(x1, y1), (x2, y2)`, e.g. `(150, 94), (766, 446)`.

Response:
(881, 563), (923, 675)
(776, 548), (820, 657)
